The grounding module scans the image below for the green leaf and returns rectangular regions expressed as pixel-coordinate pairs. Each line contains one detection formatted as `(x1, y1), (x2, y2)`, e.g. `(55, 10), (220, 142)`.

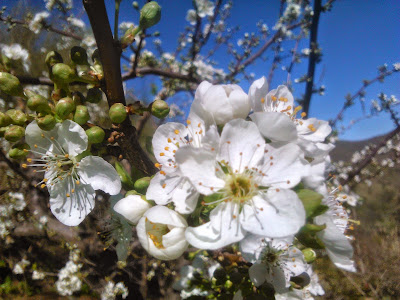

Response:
(296, 189), (323, 218)
(115, 161), (135, 190)
(296, 224), (326, 249)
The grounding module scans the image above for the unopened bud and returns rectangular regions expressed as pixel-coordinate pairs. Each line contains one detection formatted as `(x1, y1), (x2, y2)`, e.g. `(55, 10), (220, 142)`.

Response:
(126, 190), (140, 196)
(120, 27), (140, 49)
(86, 88), (103, 103)
(0, 126), (8, 137)
(109, 103), (127, 123)
(132, 1), (139, 10)
(9, 143), (30, 159)
(302, 248), (317, 263)
(45, 51), (63, 68)
(86, 126), (105, 144)
(229, 271), (243, 284)
(70, 46), (89, 65)
(52, 63), (76, 84)
(153, 31), (160, 37)
(134, 177), (151, 194)
(139, 1), (161, 30)
(37, 114), (56, 131)
(6, 109), (27, 126)
(0, 112), (12, 127)
(213, 268), (227, 281)
(74, 105), (90, 125)
(55, 97), (75, 119)
(26, 92), (51, 113)
(0, 72), (24, 97)
(4, 125), (25, 142)
(224, 279), (233, 289)
(151, 99), (169, 119)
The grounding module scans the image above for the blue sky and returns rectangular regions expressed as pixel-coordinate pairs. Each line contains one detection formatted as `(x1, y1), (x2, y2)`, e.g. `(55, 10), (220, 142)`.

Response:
(29, 0), (400, 140)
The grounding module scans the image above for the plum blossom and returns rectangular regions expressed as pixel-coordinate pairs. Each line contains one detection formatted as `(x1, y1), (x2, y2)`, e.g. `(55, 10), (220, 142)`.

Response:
(240, 235), (307, 293)
(194, 81), (250, 125)
(136, 206), (189, 260)
(176, 119), (308, 249)
(249, 77), (333, 158)
(113, 195), (151, 224)
(29, 11), (50, 34)
(1, 44), (30, 72)
(24, 120), (121, 226)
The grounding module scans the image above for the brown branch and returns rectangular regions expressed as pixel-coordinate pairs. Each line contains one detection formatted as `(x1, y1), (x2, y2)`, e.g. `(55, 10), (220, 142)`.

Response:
(83, 0), (156, 176)
(0, 15), (83, 41)
(302, 0), (322, 115)
(122, 67), (200, 83)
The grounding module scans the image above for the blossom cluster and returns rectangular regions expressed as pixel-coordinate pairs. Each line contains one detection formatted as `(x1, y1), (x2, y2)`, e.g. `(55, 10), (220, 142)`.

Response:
(113, 77), (356, 298)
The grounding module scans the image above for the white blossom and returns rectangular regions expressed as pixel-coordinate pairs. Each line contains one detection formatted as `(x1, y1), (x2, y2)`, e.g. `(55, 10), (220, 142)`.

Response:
(67, 16), (85, 29)
(1, 44), (30, 72)
(113, 195), (151, 224)
(32, 270), (46, 280)
(29, 11), (50, 34)
(13, 259), (30, 274)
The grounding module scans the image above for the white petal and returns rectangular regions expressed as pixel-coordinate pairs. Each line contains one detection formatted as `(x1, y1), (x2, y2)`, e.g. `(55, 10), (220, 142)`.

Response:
(240, 234), (269, 262)
(113, 195), (151, 224)
(249, 76), (269, 112)
(241, 190), (305, 238)
(266, 266), (290, 293)
(249, 263), (267, 287)
(202, 85), (234, 125)
(145, 205), (188, 228)
(250, 112), (298, 142)
(261, 143), (309, 188)
(185, 201), (246, 249)
(49, 179), (95, 226)
(229, 87), (251, 120)
(78, 156), (121, 195)
(265, 85), (294, 113)
(194, 80), (212, 100)
(296, 118), (332, 143)
(218, 119), (265, 173)
(56, 120), (88, 157)
(315, 214), (356, 272)
(25, 121), (60, 154)
(171, 180), (200, 214)
(146, 172), (183, 205)
(175, 147), (225, 195)
(152, 122), (189, 172)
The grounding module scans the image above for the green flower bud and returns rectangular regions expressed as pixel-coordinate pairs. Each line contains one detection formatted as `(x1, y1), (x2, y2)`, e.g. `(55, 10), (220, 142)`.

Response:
(0, 72), (24, 97)
(139, 1), (161, 30)
(6, 109), (27, 126)
(37, 114), (56, 131)
(109, 103), (127, 123)
(4, 125), (25, 142)
(55, 97), (75, 119)
(134, 177), (151, 194)
(0, 112), (12, 127)
(224, 279), (233, 289)
(70, 46), (89, 65)
(151, 99), (169, 119)
(52, 63), (76, 84)
(26, 92), (51, 114)
(115, 161), (135, 190)
(120, 27), (140, 49)
(126, 190), (140, 196)
(0, 126), (8, 137)
(73, 105), (90, 125)
(9, 143), (30, 160)
(45, 51), (63, 68)
(213, 268), (227, 280)
(86, 88), (103, 103)
(86, 126), (105, 144)
(302, 248), (317, 263)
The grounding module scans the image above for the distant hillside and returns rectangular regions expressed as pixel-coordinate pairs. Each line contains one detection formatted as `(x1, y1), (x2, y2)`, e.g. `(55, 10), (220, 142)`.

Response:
(330, 133), (387, 162)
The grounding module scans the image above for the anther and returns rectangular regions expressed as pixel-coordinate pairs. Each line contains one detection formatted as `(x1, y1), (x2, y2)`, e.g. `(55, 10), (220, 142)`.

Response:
(174, 130), (179, 134)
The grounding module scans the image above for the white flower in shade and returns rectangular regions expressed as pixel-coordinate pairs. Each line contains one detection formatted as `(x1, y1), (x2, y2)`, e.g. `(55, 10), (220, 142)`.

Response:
(240, 235), (307, 293)
(195, 0), (215, 18)
(249, 79), (332, 157)
(113, 195), (151, 224)
(67, 17), (85, 29)
(136, 206), (189, 260)
(119, 21), (135, 32)
(29, 11), (50, 34)
(175, 119), (307, 250)
(194, 81), (250, 125)
(1, 44), (30, 72)
(315, 195), (356, 272)
(302, 155), (332, 196)
(32, 270), (46, 280)
(24, 120), (121, 226)
(186, 9), (197, 25)
(146, 101), (218, 214)
(13, 259), (30, 274)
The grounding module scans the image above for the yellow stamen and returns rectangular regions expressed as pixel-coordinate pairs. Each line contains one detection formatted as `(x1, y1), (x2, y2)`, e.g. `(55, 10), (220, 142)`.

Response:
(186, 120), (191, 125)
(174, 130), (179, 134)
(308, 124), (317, 132)
(22, 164), (27, 168)
(261, 97), (265, 103)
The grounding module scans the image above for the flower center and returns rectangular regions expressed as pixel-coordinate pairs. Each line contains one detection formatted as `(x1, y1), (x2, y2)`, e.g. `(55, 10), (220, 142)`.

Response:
(261, 247), (282, 266)
(145, 218), (170, 249)
(224, 173), (257, 203)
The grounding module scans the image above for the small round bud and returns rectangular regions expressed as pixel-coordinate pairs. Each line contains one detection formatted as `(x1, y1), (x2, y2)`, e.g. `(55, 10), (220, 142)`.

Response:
(4, 125), (25, 142)
(139, 1), (161, 30)
(73, 105), (90, 125)
(126, 190), (140, 196)
(0, 126), (8, 137)
(45, 51), (63, 68)
(86, 88), (103, 103)
(37, 114), (56, 131)
(52, 63), (76, 84)
(55, 97), (75, 119)
(229, 271), (243, 284)
(26, 92), (51, 113)
(151, 99), (169, 119)
(9, 143), (30, 160)
(132, 1), (139, 9)
(120, 27), (139, 48)
(302, 248), (317, 263)
(70, 46), (89, 65)
(109, 103), (127, 123)
(6, 109), (27, 126)
(213, 268), (227, 280)
(153, 31), (160, 37)
(224, 279), (233, 289)
(134, 177), (151, 194)
(86, 126), (105, 144)
(0, 112), (12, 127)
(0, 72), (24, 97)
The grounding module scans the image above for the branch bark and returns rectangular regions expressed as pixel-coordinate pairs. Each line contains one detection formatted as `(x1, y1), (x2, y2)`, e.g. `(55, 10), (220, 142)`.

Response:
(83, 0), (156, 176)
(302, 0), (322, 115)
